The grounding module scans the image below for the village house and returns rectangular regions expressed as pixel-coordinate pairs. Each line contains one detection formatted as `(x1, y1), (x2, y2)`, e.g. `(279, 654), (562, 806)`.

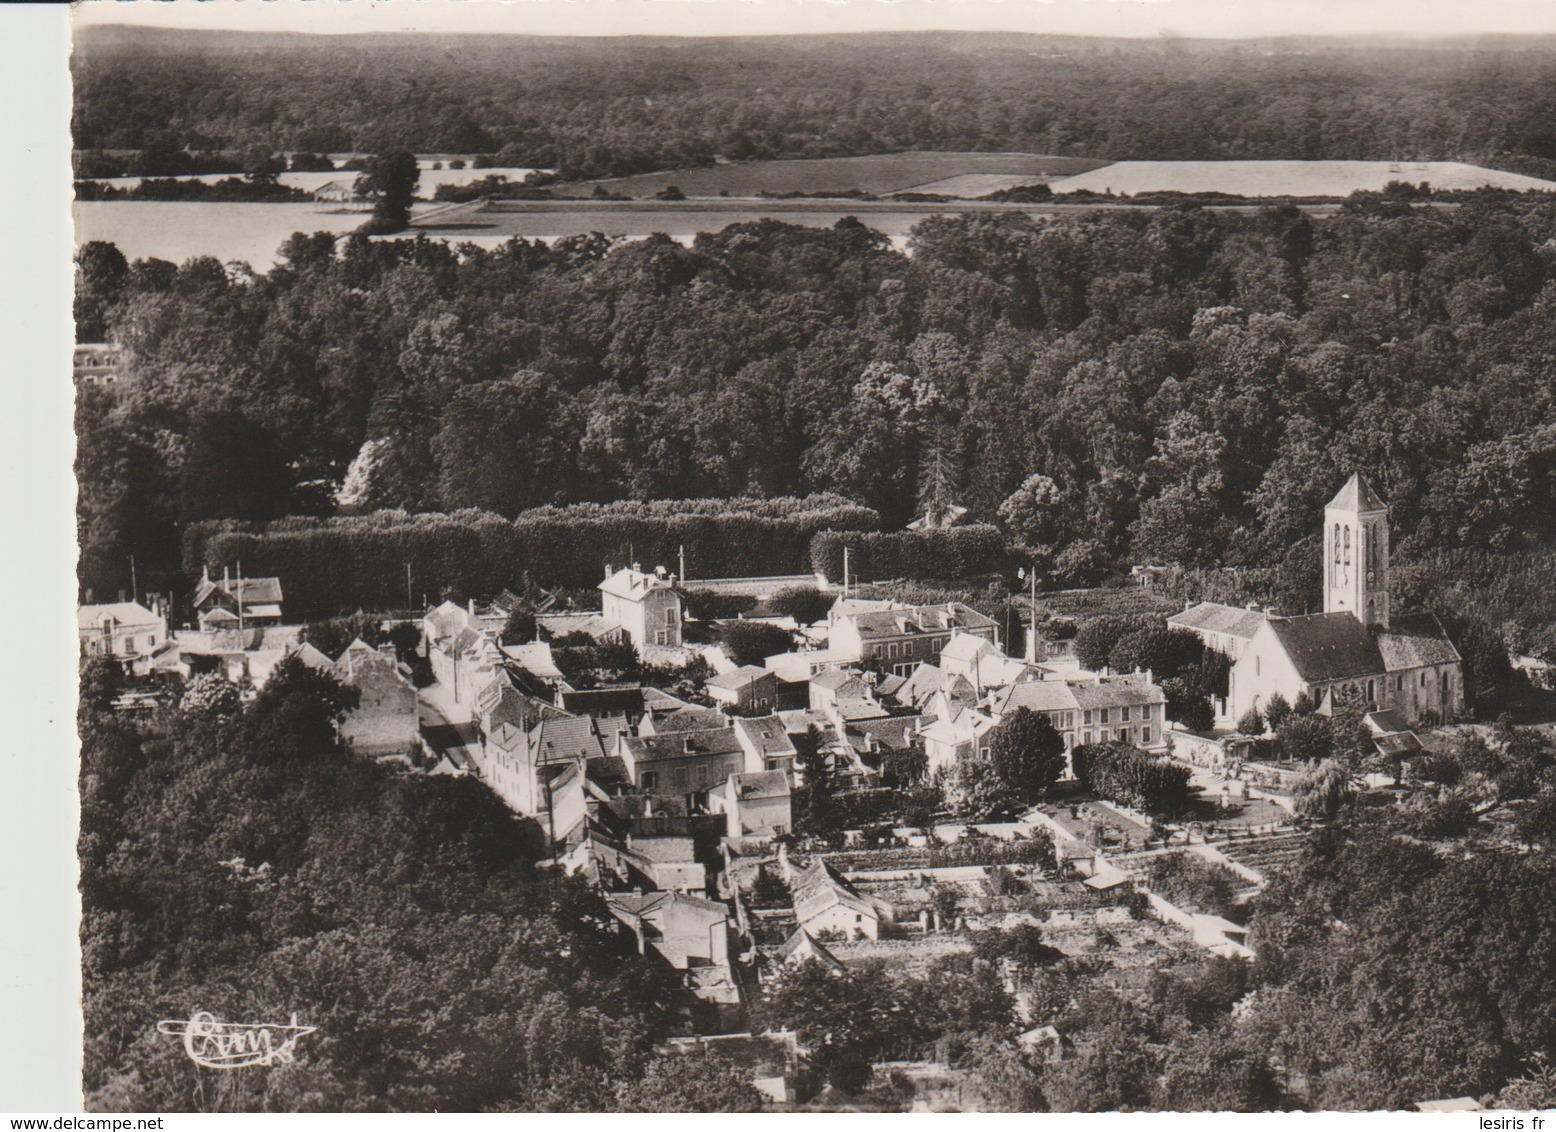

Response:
(78, 600), (166, 663)
(333, 639), (419, 760)
(920, 697), (998, 773)
(605, 890), (740, 1009)
(790, 859), (891, 941)
(1225, 476), (1463, 727)
(472, 709), (607, 818)
(939, 633), (1047, 696)
(620, 725), (748, 807)
(193, 567), (285, 629)
(987, 672), (1168, 756)
(73, 343), (124, 388)
(705, 665), (779, 714)
(1167, 601), (1269, 661)
(808, 669), (889, 724)
(828, 602), (1001, 677)
(600, 565), (683, 649)
(711, 769), (793, 839)
(772, 927), (845, 975)
(733, 714), (799, 778)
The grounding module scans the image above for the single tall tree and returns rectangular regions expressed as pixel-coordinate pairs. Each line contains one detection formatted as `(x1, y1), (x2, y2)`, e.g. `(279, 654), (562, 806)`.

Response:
(355, 149), (420, 233)
(987, 707), (1067, 802)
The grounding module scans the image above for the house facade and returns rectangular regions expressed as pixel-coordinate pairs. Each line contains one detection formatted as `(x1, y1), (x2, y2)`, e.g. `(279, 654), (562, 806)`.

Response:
(829, 602), (1000, 677)
(78, 601), (166, 662)
(600, 566), (683, 649)
(705, 665), (778, 714)
(194, 568), (284, 629)
(334, 639), (419, 760)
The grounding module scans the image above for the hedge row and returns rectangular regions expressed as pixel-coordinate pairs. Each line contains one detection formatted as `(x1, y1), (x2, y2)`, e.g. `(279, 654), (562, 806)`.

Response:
(1071, 742), (1194, 817)
(184, 498), (880, 619)
(810, 524), (1009, 583)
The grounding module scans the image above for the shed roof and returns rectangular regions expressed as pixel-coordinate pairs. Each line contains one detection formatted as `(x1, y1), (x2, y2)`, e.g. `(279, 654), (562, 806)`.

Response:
(1375, 614), (1461, 671)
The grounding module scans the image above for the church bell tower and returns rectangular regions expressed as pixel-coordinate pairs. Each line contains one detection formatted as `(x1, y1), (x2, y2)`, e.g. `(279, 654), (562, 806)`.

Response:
(1324, 473), (1389, 629)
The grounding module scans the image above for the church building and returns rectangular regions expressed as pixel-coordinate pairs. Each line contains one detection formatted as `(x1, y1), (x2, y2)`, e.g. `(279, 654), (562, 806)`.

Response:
(1214, 475), (1463, 727)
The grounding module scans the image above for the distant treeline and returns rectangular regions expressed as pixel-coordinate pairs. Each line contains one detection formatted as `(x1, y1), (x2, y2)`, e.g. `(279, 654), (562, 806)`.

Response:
(72, 29), (1556, 181)
(184, 497), (879, 617)
(74, 178), (311, 203)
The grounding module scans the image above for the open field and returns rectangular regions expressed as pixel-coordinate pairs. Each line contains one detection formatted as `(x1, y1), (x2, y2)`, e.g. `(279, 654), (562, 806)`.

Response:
(1049, 159), (1556, 196)
(564, 152), (1109, 199)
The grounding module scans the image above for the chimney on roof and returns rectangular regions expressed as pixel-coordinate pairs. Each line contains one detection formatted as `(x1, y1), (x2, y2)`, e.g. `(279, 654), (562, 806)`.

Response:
(605, 563), (614, 580)
(223, 565), (230, 591)
(632, 561), (642, 573)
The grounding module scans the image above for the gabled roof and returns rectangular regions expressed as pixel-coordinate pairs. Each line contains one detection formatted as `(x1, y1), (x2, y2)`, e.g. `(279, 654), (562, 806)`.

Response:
(991, 680), (1079, 717)
(641, 686), (696, 714)
(1066, 679), (1165, 709)
(706, 664), (773, 692)
(626, 725), (743, 764)
(1327, 473), (1388, 513)
(793, 859), (878, 923)
(1375, 613), (1461, 671)
(899, 662), (949, 706)
(424, 600), (468, 641)
(811, 668), (862, 692)
(77, 601), (163, 631)
(532, 715), (605, 765)
(728, 769), (791, 801)
(843, 716), (924, 754)
(653, 706), (730, 732)
(734, 714), (797, 757)
(1168, 601), (1269, 640)
(875, 673), (908, 698)
(941, 633), (999, 664)
(561, 685), (645, 717)
(502, 641), (563, 682)
(776, 927), (845, 972)
(1265, 613), (1386, 682)
(844, 602), (999, 641)
(599, 567), (677, 603)
(194, 574), (283, 609)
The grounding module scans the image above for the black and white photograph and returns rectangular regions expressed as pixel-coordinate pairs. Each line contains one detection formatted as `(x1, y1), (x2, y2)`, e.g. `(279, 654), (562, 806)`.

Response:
(16, 0), (1556, 1114)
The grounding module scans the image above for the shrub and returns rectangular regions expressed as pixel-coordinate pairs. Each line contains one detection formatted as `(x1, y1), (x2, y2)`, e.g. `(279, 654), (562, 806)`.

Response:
(1071, 742), (1194, 816)
(810, 525), (1007, 584)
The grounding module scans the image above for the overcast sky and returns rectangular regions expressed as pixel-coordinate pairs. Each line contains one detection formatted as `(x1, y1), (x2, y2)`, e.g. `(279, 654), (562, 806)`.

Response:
(70, 0), (1556, 41)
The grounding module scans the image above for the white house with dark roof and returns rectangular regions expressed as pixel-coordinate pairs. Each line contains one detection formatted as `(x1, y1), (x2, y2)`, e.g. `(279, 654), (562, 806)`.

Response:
(987, 671), (1167, 757)
(1227, 476), (1462, 726)
(599, 565), (683, 649)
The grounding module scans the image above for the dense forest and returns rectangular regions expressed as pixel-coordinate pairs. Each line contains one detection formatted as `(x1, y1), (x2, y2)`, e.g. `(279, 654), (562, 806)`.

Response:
(72, 29), (1556, 181)
(77, 193), (1556, 654)
(77, 660), (772, 1112)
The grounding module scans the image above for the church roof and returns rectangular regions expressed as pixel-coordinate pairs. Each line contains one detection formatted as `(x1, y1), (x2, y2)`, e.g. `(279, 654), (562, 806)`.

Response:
(1375, 613), (1461, 671)
(1266, 613), (1386, 682)
(1327, 473), (1388, 513)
